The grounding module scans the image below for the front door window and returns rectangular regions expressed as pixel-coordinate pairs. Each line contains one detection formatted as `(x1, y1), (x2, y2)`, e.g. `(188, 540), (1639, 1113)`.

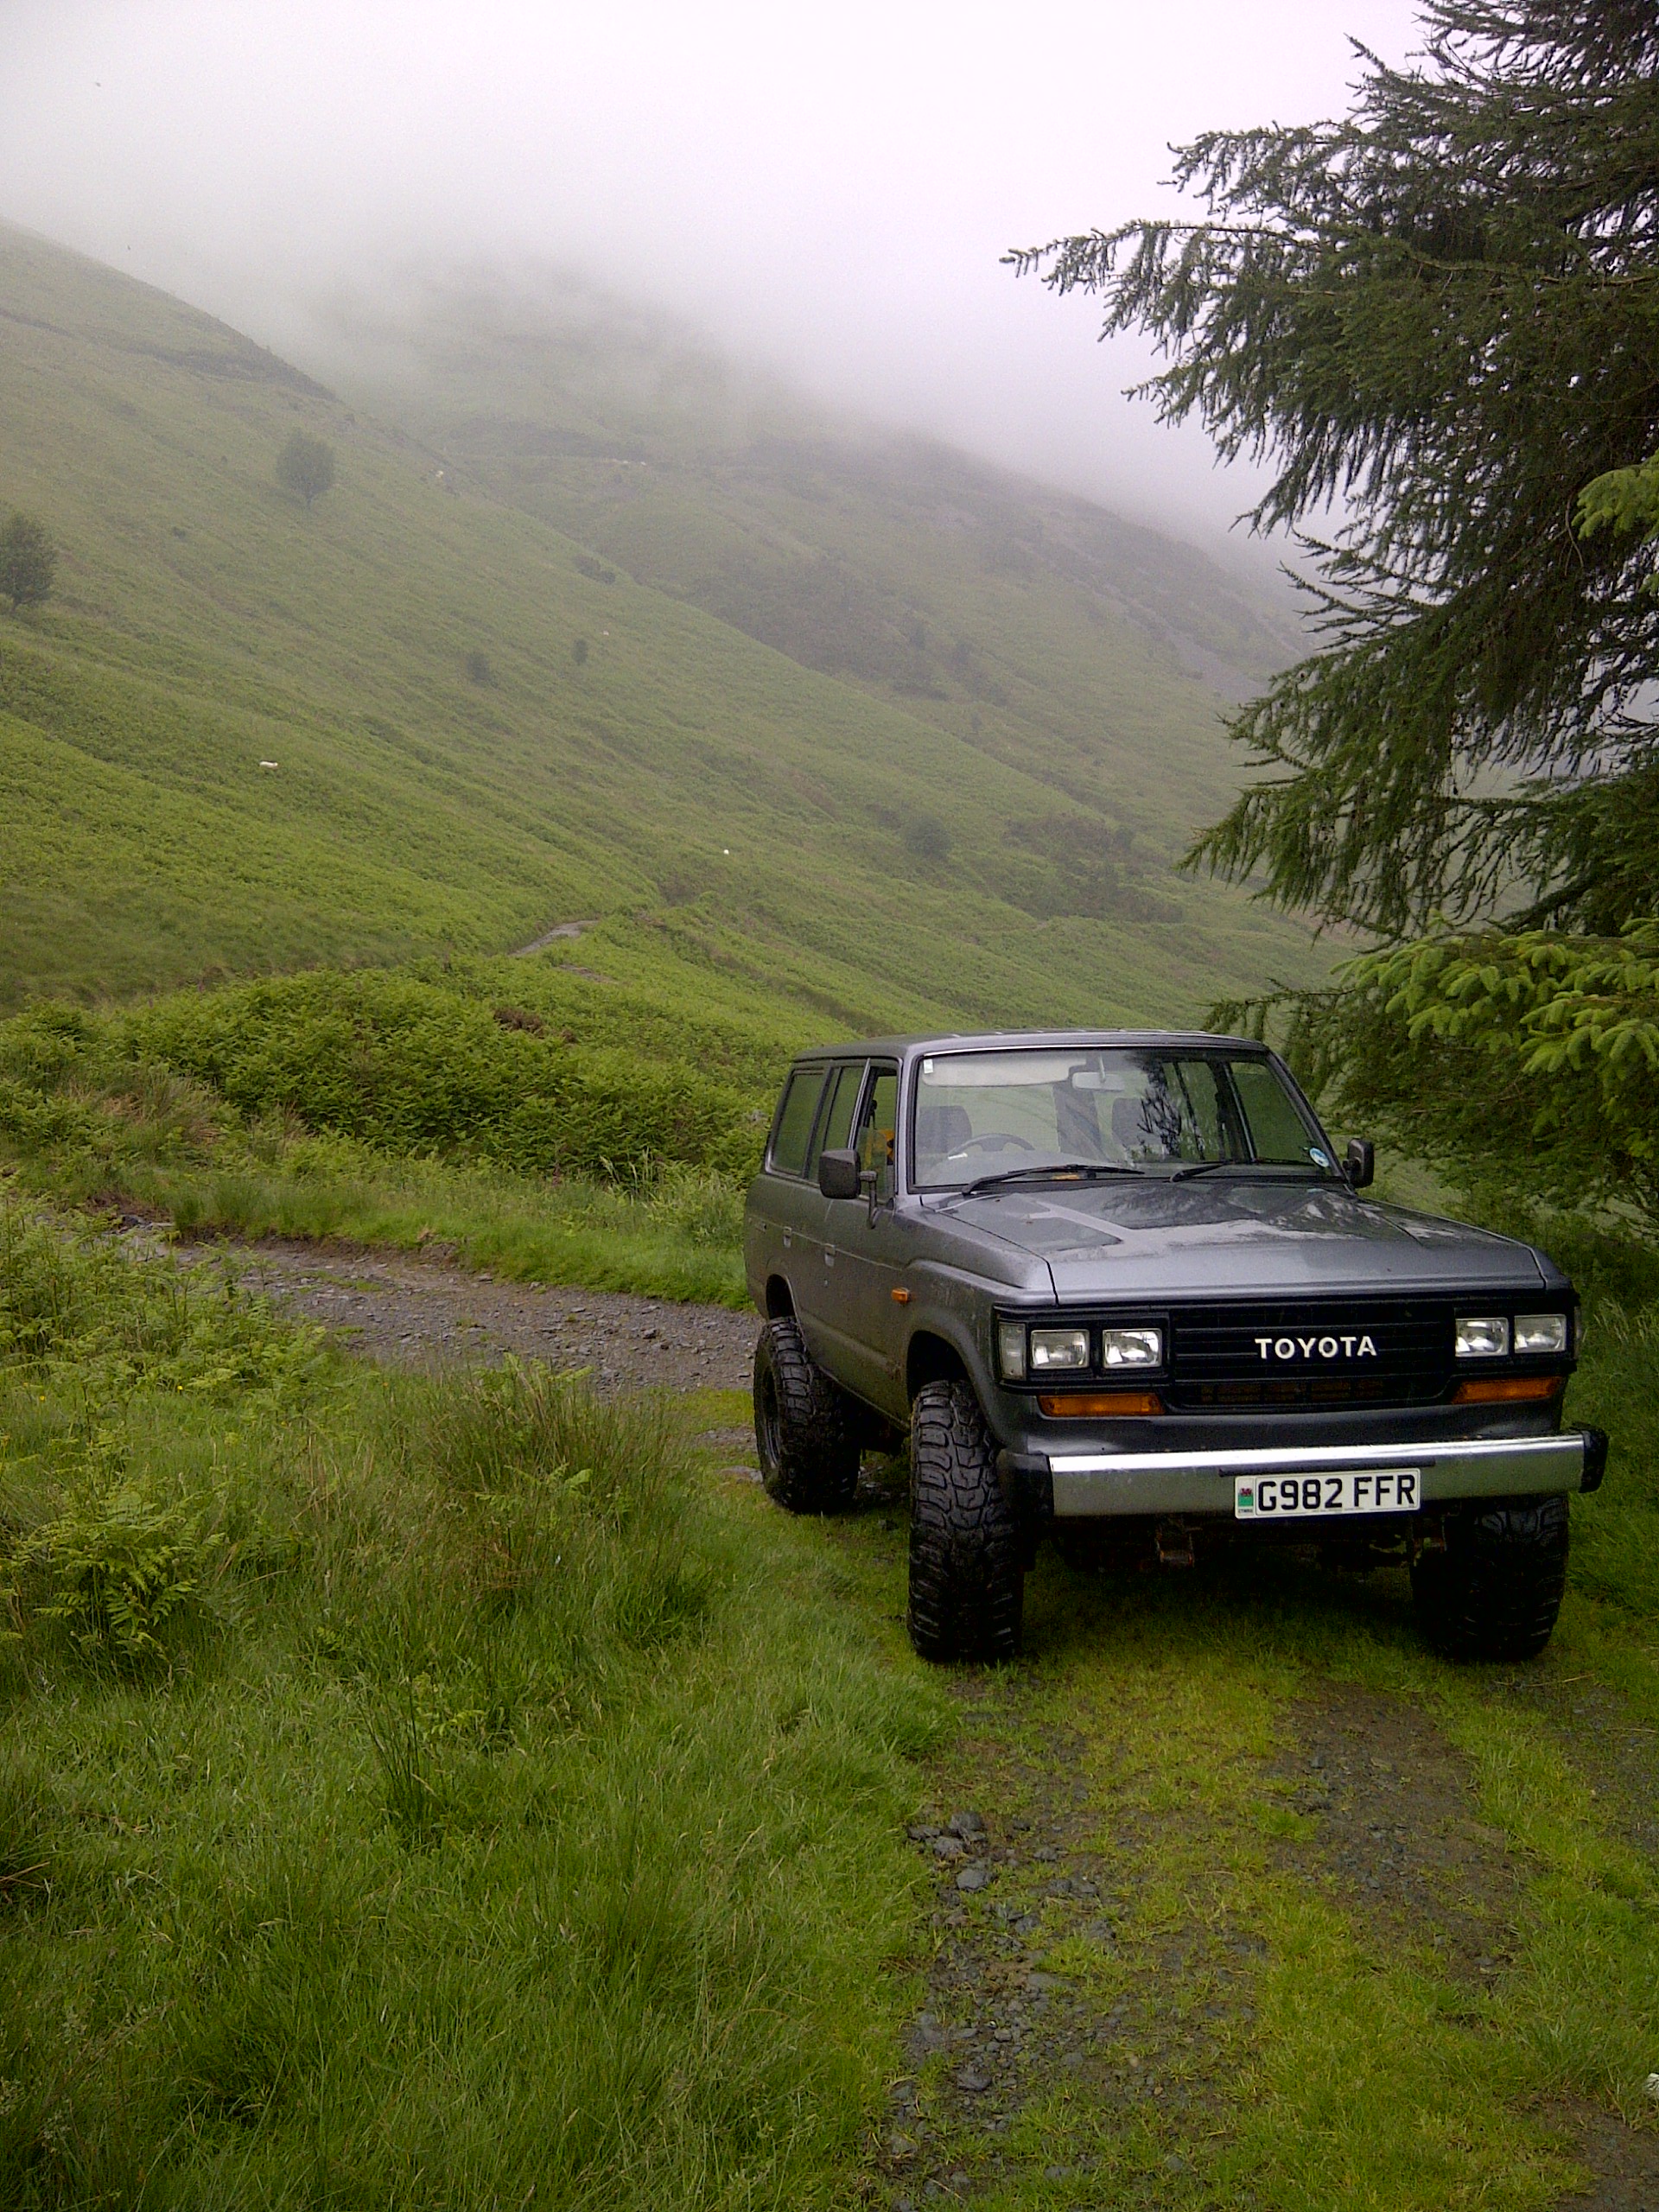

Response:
(853, 1066), (899, 1201)
(809, 1061), (866, 1175)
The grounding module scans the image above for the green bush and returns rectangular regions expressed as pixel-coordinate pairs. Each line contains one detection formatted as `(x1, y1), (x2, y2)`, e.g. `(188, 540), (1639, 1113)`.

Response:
(125, 969), (766, 1180)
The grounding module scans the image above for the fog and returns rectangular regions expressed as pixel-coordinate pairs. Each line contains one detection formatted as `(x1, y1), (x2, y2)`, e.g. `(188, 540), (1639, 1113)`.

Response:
(0, 0), (1421, 548)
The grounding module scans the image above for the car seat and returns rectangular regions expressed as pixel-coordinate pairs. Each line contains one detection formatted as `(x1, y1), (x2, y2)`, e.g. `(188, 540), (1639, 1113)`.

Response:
(915, 1103), (973, 1161)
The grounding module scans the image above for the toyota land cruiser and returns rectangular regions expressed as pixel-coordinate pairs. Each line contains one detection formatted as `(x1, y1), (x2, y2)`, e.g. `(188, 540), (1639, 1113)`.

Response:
(744, 1031), (1607, 1662)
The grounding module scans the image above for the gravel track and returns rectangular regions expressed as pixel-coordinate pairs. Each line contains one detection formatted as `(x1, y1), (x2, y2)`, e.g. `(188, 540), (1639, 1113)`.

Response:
(174, 1236), (760, 1395)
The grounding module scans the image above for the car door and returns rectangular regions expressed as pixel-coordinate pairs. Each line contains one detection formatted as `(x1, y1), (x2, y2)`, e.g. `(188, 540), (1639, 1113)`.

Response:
(817, 1061), (907, 1414)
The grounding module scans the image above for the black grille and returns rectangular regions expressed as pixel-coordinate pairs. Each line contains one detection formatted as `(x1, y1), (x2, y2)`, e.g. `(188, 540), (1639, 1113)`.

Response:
(1166, 1299), (1452, 1412)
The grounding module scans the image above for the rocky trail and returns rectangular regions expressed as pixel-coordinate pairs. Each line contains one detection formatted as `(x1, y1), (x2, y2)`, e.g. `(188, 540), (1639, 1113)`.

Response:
(175, 1235), (760, 1395)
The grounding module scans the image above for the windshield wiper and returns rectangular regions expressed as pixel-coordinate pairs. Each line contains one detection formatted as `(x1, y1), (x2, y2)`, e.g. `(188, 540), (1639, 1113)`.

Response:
(954, 1161), (1144, 1198)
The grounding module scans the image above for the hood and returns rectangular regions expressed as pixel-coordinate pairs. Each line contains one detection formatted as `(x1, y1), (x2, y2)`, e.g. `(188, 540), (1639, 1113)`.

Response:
(938, 1177), (1548, 1300)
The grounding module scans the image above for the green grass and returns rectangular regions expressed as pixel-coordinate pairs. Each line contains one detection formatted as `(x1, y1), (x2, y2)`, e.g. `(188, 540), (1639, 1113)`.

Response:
(0, 1203), (953, 2207)
(0, 221), (1324, 1036)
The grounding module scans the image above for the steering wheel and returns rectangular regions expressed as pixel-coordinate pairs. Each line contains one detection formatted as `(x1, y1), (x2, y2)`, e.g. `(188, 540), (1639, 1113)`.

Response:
(957, 1133), (1035, 1155)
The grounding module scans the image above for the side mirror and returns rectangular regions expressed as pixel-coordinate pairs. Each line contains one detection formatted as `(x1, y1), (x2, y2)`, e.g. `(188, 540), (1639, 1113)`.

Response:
(1344, 1138), (1376, 1190)
(817, 1147), (861, 1201)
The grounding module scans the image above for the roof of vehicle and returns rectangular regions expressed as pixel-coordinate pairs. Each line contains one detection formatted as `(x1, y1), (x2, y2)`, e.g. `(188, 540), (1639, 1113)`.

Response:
(787, 1028), (1267, 1062)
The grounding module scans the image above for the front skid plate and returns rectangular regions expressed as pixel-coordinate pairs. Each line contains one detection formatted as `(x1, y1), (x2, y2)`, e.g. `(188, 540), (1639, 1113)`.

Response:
(1046, 1432), (1586, 1518)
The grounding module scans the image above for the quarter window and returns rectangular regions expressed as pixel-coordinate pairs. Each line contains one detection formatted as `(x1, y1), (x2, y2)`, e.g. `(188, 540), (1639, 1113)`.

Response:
(769, 1068), (827, 1178)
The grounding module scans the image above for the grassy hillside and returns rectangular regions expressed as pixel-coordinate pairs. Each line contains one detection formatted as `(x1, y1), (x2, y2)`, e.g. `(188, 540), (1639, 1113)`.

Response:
(0, 224), (1319, 1035)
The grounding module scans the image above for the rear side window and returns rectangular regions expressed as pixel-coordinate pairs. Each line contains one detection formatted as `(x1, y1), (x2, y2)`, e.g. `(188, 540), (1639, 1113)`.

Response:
(808, 1061), (866, 1172)
(769, 1067), (826, 1177)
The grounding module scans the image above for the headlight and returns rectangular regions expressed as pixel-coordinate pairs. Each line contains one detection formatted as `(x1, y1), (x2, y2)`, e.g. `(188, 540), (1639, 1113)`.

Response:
(1101, 1326), (1162, 1369)
(1029, 1327), (1090, 1371)
(1513, 1313), (1568, 1355)
(1455, 1315), (1510, 1359)
(996, 1321), (1027, 1380)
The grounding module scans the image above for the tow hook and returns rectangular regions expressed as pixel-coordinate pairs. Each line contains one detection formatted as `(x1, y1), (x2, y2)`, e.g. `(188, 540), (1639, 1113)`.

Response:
(1154, 1520), (1196, 1569)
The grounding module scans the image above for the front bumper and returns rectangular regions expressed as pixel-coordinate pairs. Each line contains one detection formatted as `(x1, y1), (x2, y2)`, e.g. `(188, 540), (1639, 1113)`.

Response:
(1001, 1427), (1607, 1520)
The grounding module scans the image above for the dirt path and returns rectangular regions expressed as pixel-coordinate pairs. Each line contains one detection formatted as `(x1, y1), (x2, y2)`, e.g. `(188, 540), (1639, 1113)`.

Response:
(855, 1561), (1659, 2212)
(175, 1236), (759, 1395)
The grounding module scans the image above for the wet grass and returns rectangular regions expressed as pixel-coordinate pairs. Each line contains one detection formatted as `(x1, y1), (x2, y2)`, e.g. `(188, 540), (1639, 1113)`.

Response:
(0, 1205), (950, 2208)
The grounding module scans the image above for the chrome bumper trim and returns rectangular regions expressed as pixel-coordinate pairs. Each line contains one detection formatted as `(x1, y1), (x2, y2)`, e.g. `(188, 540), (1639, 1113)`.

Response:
(1048, 1431), (1587, 1518)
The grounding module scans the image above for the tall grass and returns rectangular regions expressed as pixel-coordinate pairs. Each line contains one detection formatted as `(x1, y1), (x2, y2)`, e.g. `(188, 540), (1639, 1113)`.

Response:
(0, 986), (757, 1302)
(0, 1205), (951, 2207)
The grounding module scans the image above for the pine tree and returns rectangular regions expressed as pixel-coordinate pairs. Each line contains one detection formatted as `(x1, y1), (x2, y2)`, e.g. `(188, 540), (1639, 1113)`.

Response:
(1014, 3), (1659, 938)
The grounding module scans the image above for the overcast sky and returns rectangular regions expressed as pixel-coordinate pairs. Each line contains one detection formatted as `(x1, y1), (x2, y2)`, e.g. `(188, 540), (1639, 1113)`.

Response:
(1, 0), (1423, 545)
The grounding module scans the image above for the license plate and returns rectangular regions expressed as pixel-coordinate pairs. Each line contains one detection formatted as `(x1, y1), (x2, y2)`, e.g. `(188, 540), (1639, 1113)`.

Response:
(1234, 1468), (1421, 1520)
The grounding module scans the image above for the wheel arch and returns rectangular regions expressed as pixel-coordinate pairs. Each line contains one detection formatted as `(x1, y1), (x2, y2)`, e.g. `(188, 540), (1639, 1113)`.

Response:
(764, 1274), (795, 1319)
(906, 1328), (971, 1403)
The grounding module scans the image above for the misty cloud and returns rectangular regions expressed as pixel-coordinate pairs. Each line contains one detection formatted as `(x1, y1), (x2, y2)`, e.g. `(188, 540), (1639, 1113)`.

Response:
(0, 0), (1421, 544)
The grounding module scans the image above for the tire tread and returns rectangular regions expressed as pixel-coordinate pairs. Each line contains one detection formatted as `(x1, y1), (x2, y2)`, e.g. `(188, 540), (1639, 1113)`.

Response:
(1412, 1492), (1569, 1661)
(907, 1379), (1023, 1663)
(753, 1316), (861, 1514)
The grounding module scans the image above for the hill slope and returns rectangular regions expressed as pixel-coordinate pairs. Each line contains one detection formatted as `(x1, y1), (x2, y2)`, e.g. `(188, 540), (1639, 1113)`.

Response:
(0, 225), (1319, 1035)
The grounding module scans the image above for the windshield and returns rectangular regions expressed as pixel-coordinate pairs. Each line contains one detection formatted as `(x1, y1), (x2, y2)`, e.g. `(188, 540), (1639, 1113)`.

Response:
(911, 1046), (1335, 1191)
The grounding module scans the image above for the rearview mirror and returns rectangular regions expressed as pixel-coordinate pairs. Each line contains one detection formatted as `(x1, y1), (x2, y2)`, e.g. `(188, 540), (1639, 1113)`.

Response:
(1344, 1138), (1376, 1190)
(817, 1147), (861, 1201)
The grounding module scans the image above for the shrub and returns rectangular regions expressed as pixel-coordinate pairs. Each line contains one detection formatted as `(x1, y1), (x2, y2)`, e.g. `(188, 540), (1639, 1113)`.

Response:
(0, 512), (55, 613)
(124, 969), (764, 1180)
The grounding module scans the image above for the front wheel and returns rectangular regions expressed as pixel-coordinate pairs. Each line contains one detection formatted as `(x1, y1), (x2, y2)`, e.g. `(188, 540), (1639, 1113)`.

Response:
(907, 1380), (1023, 1663)
(1411, 1493), (1569, 1661)
(753, 1316), (861, 1514)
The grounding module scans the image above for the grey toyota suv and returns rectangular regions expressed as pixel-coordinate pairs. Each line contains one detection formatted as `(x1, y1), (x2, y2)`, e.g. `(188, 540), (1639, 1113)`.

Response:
(744, 1031), (1606, 1663)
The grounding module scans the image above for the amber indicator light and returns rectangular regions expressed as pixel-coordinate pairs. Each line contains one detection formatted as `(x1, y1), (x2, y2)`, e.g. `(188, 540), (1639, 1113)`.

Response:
(1038, 1390), (1164, 1418)
(890, 1287), (912, 1304)
(1452, 1375), (1563, 1405)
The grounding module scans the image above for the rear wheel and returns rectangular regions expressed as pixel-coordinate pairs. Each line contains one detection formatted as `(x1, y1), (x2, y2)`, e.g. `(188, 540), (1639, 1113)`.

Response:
(1411, 1494), (1569, 1661)
(907, 1380), (1023, 1662)
(753, 1317), (861, 1514)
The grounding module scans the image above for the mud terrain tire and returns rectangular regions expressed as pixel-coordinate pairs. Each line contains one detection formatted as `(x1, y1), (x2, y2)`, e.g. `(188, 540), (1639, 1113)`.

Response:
(907, 1379), (1023, 1662)
(1411, 1492), (1569, 1661)
(753, 1317), (861, 1513)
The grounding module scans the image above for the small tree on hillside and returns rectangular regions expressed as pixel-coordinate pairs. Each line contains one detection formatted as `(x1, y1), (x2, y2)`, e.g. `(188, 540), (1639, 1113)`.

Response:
(0, 512), (56, 613)
(276, 431), (337, 511)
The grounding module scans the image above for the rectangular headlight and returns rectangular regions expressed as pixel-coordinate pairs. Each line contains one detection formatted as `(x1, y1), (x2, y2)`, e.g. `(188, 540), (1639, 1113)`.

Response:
(1513, 1313), (1568, 1355)
(1455, 1314), (1510, 1359)
(1101, 1326), (1162, 1369)
(1029, 1327), (1090, 1371)
(996, 1321), (1027, 1380)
